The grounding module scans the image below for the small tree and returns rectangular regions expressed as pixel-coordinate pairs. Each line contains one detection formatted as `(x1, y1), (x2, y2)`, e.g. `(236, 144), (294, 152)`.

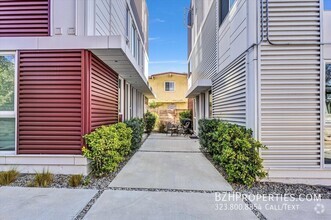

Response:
(149, 101), (162, 110)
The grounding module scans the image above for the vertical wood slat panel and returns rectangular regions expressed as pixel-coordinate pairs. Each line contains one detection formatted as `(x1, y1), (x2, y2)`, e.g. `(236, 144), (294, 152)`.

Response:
(89, 52), (119, 131)
(18, 50), (84, 155)
(0, 0), (50, 37)
(260, 0), (321, 168)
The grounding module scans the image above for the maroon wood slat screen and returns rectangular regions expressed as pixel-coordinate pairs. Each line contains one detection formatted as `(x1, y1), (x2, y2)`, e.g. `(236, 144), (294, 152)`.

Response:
(18, 50), (84, 154)
(89, 53), (119, 131)
(0, 0), (50, 37)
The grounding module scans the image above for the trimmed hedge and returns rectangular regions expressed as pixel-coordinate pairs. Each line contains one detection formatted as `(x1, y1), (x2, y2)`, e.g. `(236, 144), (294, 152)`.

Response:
(125, 118), (145, 149)
(199, 119), (267, 186)
(144, 111), (157, 133)
(82, 123), (132, 177)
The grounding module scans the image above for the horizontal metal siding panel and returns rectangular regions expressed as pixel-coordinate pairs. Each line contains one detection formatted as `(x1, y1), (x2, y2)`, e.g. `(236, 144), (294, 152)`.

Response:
(0, 0), (50, 37)
(190, 0), (217, 84)
(90, 53), (118, 131)
(260, 0), (321, 168)
(18, 50), (83, 155)
(212, 54), (247, 126)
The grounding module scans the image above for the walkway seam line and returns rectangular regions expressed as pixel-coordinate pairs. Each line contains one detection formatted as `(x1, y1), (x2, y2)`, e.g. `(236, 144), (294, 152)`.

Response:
(241, 194), (268, 220)
(108, 186), (233, 194)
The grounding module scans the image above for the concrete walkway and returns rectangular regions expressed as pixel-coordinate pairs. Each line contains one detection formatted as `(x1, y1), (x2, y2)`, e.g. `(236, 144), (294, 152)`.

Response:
(85, 133), (258, 220)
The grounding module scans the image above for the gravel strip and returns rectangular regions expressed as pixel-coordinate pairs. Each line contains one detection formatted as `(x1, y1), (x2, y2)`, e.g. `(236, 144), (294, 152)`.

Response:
(74, 190), (104, 220)
(241, 194), (267, 220)
(201, 150), (331, 199)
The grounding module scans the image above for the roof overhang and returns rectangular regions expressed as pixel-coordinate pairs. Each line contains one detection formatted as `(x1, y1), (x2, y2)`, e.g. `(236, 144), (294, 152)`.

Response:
(0, 35), (155, 99)
(186, 79), (212, 98)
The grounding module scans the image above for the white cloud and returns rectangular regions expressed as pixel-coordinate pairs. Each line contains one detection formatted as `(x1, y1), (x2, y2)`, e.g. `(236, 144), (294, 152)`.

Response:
(151, 18), (166, 23)
(149, 37), (160, 41)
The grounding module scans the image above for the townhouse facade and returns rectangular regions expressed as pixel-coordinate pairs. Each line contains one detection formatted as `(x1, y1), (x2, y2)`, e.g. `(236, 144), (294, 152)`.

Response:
(187, 0), (331, 183)
(148, 72), (189, 124)
(0, 0), (154, 174)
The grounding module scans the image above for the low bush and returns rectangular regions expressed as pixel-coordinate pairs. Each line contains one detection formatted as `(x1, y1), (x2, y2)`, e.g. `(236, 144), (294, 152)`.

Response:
(198, 119), (222, 155)
(30, 170), (53, 187)
(125, 118), (145, 149)
(198, 119), (267, 187)
(179, 110), (192, 125)
(69, 174), (83, 187)
(144, 111), (157, 134)
(82, 123), (132, 177)
(0, 169), (19, 186)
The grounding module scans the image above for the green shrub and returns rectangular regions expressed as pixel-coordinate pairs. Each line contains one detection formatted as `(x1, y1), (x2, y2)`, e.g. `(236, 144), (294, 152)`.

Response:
(82, 123), (132, 177)
(179, 110), (192, 125)
(125, 118), (145, 149)
(30, 170), (53, 187)
(144, 111), (157, 134)
(198, 120), (267, 187)
(69, 174), (83, 187)
(198, 119), (222, 155)
(0, 169), (19, 186)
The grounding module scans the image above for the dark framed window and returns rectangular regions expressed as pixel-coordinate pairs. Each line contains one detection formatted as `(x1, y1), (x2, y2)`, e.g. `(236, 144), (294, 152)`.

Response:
(219, 0), (237, 27)
(165, 82), (175, 92)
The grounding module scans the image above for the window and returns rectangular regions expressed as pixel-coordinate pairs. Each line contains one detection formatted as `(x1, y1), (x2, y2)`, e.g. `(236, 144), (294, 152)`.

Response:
(209, 90), (213, 118)
(0, 53), (16, 152)
(126, 8), (130, 37)
(230, 0), (236, 8)
(131, 25), (136, 56)
(219, 0), (236, 27)
(137, 40), (141, 65)
(118, 79), (122, 113)
(325, 63), (331, 165)
(326, 64), (331, 122)
(168, 104), (176, 110)
(165, 82), (175, 92)
(325, 0), (331, 10)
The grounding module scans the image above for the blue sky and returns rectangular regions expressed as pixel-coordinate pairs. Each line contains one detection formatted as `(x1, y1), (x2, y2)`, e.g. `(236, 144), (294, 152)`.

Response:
(326, 0), (331, 9)
(146, 0), (190, 75)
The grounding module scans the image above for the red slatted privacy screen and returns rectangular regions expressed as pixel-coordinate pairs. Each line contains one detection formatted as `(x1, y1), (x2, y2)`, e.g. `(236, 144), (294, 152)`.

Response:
(18, 50), (84, 154)
(90, 53), (119, 130)
(0, 0), (50, 37)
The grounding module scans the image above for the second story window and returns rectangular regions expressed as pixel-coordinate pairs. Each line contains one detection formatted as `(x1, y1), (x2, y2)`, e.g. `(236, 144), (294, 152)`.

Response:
(165, 82), (175, 92)
(219, 0), (237, 27)
(131, 25), (136, 57)
(325, 0), (331, 10)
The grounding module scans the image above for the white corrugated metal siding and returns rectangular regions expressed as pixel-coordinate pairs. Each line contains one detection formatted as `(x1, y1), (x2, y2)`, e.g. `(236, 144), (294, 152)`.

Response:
(213, 54), (247, 126)
(260, 0), (321, 168)
(190, 0), (217, 85)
